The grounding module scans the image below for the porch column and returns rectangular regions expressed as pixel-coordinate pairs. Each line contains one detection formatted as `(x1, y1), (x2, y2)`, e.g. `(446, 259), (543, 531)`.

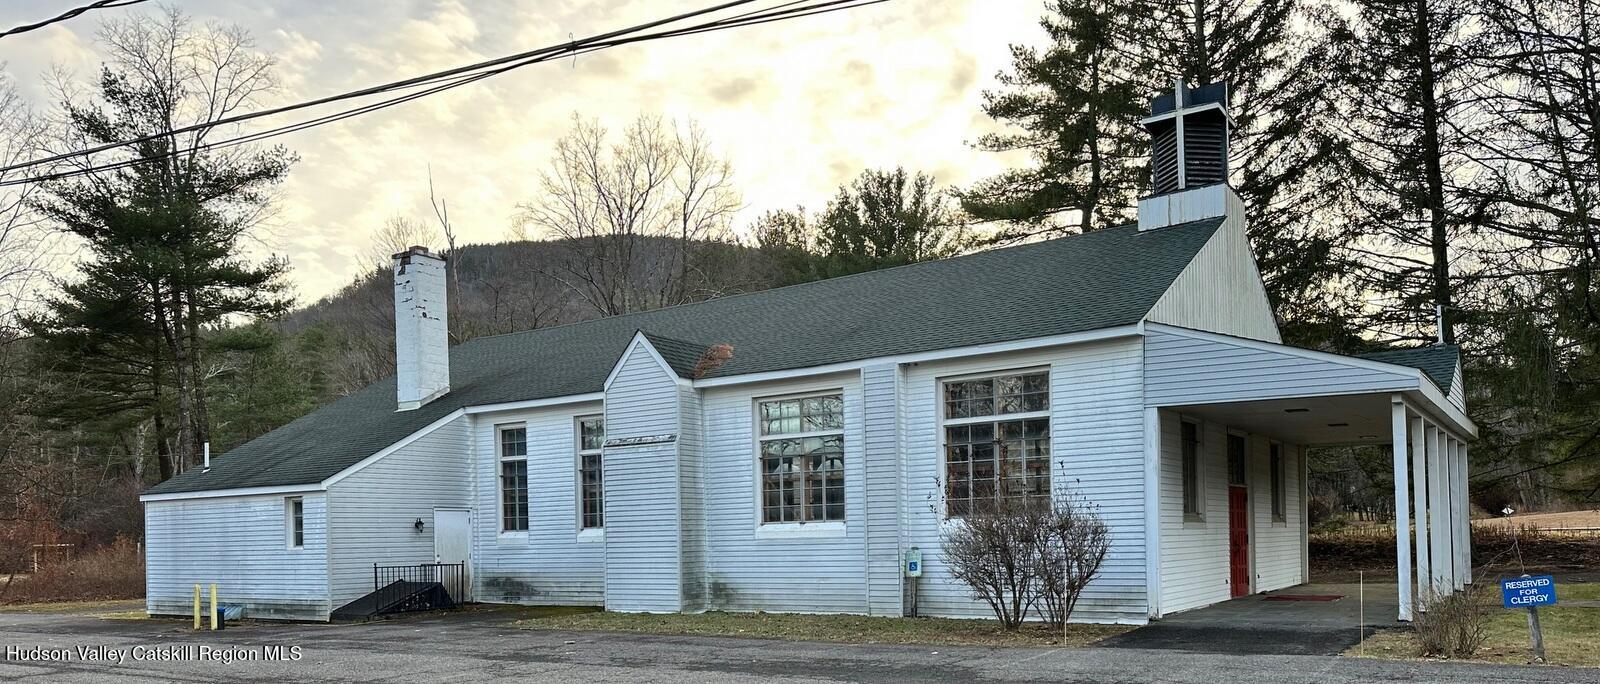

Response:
(1451, 437), (1467, 589)
(1459, 442), (1473, 584)
(1389, 397), (1414, 621)
(1409, 416), (1430, 603)
(1427, 426), (1449, 595)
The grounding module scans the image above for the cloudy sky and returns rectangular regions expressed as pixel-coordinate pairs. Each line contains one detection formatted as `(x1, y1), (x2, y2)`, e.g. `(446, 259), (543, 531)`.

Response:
(1, 1), (1043, 303)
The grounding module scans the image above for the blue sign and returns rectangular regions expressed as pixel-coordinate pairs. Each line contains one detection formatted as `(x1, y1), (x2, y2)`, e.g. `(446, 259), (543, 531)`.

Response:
(1501, 575), (1558, 608)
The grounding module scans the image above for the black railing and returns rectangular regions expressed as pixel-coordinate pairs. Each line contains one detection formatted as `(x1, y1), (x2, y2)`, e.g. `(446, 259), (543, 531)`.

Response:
(371, 562), (466, 615)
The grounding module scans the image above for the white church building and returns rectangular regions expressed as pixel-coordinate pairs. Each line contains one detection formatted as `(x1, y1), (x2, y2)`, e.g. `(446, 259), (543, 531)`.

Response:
(141, 82), (1474, 624)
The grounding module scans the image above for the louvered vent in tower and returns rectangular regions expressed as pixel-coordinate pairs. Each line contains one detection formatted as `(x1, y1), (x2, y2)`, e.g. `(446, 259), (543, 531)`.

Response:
(1141, 79), (1232, 196)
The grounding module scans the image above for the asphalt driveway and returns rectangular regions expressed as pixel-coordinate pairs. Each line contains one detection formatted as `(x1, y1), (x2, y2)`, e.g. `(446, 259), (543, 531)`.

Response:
(2, 604), (1594, 683)
(1100, 583), (1399, 656)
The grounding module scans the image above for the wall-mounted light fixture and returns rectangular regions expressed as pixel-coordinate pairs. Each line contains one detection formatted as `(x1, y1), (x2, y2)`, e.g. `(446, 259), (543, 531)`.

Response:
(413, 518), (425, 532)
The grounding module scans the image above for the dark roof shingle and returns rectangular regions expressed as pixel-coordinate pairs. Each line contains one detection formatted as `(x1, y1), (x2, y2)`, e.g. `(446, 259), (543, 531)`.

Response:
(147, 218), (1222, 495)
(1359, 344), (1461, 393)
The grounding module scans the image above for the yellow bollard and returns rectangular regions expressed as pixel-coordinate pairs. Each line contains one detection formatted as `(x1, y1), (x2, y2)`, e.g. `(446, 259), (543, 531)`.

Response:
(193, 584), (201, 630)
(209, 584), (218, 631)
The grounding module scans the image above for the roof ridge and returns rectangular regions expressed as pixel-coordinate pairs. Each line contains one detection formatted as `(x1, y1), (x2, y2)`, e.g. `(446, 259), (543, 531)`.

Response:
(459, 221), (1145, 346)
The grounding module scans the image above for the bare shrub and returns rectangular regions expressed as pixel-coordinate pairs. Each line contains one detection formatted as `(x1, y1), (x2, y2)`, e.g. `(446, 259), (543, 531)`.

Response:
(1032, 494), (1110, 627)
(0, 537), (144, 604)
(940, 496), (1045, 629)
(940, 488), (1110, 629)
(1412, 585), (1488, 658)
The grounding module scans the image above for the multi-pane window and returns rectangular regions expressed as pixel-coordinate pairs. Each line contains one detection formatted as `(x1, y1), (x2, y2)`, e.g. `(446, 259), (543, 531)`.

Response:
(758, 393), (845, 523)
(499, 426), (529, 532)
(578, 416), (605, 529)
(287, 497), (304, 548)
(1181, 421), (1201, 518)
(1227, 434), (1247, 486)
(943, 371), (1050, 516)
(1270, 442), (1286, 522)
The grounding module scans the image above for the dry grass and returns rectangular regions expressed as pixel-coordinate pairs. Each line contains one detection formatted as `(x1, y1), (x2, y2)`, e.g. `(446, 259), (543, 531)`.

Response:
(518, 609), (1130, 647)
(1473, 510), (1600, 531)
(1352, 582), (1600, 667)
(1310, 525), (1600, 582)
(0, 538), (144, 604)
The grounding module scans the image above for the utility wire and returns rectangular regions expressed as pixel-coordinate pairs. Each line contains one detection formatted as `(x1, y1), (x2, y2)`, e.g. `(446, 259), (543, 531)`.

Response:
(0, 0), (148, 39)
(2, 0), (884, 184)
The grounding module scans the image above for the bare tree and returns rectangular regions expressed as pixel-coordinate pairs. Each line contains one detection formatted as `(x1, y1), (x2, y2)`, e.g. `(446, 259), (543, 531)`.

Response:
(365, 215), (437, 270)
(516, 114), (741, 316)
(0, 70), (53, 338)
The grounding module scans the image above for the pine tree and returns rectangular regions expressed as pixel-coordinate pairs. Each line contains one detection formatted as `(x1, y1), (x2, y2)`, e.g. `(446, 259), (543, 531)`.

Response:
(961, 0), (1148, 238)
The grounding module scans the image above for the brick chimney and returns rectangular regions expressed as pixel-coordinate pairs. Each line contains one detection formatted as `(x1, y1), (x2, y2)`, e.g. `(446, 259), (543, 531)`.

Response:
(393, 246), (449, 411)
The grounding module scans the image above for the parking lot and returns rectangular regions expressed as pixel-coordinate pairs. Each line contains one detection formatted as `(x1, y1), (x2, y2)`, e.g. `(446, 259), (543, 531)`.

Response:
(2, 603), (1596, 683)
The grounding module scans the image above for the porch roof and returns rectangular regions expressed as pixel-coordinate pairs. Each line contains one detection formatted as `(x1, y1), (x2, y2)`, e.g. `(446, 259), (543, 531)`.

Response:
(1143, 324), (1474, 446)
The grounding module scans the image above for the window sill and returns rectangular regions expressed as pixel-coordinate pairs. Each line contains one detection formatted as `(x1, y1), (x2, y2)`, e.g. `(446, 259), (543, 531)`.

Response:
(754, 522), (846, 540)
(576, 528), (605, 543)
(1271, 520), (1288, 528)
(1183, 514), (1206, 528)
(498, 531), (529, 545)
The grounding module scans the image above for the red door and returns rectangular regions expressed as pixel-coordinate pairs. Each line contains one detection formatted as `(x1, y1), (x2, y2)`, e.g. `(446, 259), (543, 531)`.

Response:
(1229, 486), (1250, 597)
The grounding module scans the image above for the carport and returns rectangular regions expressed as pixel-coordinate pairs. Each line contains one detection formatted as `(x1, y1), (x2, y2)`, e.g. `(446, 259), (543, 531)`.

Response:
(1144, 324), (1477, 622)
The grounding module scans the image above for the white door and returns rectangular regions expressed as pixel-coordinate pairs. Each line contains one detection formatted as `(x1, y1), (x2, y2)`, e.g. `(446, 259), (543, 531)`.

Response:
(433, 508), (471, 601)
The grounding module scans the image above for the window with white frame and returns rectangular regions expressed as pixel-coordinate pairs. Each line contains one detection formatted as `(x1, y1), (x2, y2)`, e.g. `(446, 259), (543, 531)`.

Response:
(757, 393), (845, 523)
(578, 416), (605, 529)
(1181, 420), (1202, 519)
(942, 370), (1050, 516)
(286, 497), (304, 548)
(499, 425), (529, 532)
(1270, 442), (1286, 522)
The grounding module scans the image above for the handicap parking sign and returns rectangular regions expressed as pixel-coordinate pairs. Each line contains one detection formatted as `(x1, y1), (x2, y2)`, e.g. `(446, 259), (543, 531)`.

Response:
(1501, 575), (1558, 608)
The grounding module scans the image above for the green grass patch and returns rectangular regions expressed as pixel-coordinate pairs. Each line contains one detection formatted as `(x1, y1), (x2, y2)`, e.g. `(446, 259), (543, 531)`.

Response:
(1352, 581), (1600, 667)
(518, 609), (1130, 647)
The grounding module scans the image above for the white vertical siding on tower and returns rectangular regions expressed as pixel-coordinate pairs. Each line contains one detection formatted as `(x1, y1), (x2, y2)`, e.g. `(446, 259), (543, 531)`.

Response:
(1144, 190), (1281, 343)
(1145, 329), (1416, 407)
(1156, 410), (1231, 614)
(327, 415), (472, 609)
(902, 340), (1150, 624)
(862, 364), (904, 616)
(144, 493), (329, 620)
(699, 373), (866, 613)
(603, 343), (684, 612)
(471, 402), (606, 606)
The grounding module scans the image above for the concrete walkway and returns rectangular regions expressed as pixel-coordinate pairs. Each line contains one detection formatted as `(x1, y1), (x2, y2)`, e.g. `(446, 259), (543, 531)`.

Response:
(1100, 583), (1400, 656)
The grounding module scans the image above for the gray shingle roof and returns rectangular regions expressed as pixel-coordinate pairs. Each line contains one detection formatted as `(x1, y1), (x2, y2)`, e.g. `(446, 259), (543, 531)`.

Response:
(146, 217), (1222, 495)
(1359, 344), (1461, 393)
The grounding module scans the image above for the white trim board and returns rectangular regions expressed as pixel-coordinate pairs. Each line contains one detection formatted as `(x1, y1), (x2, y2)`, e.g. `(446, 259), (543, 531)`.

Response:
(1144, 323), (1476, 437)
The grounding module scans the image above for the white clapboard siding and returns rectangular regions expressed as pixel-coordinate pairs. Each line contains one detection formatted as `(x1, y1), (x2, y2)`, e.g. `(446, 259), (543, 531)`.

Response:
(1145, 328), (1416, 407)
(603, 343), (685, 612)
(902, 340), (1150, 624)
(862, 364), (904, 616)
(1156, 411), (1232, 614)
(679, 385), (709, 611)
(699, 374), (867, 613)
(471, 402), (606, 606)
(145, 493), (329, 620)
(1447, 363), (1466, 412)
(326, 415), (473, 608)
(1144, 192), (1281, 343)
(1251, 436), (1305, 593)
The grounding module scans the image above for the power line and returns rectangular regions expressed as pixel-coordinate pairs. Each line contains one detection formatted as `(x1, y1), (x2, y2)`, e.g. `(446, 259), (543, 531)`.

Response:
(1, 0), (887, 185)
(0, 0), (148, 39)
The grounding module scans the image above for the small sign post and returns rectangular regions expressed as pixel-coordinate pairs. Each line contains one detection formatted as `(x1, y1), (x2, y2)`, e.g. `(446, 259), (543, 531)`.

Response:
(1501, 574), (1557, 663)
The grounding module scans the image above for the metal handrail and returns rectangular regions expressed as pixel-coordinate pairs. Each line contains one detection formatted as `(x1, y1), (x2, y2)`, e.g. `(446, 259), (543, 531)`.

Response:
(371, 562), (465, 614)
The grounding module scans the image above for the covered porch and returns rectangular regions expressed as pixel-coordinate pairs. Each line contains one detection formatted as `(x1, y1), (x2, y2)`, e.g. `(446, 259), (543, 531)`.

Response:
(1143, 324), (1476, 622)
